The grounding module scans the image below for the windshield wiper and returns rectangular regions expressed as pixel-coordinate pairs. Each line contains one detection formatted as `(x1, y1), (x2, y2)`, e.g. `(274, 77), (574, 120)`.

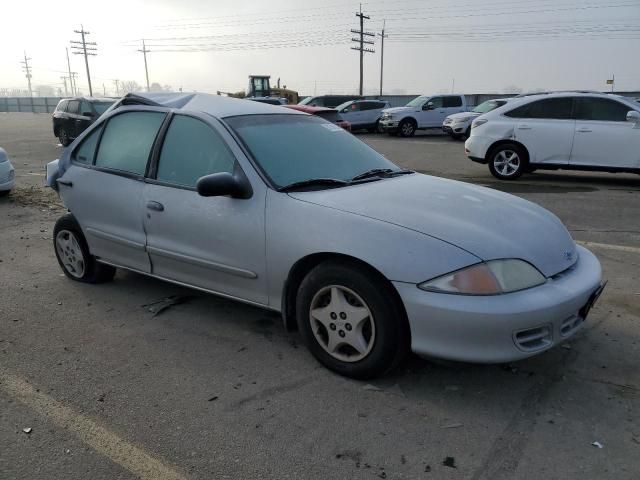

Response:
(351, 168), (414, 182)
(277, 178), (349, 192)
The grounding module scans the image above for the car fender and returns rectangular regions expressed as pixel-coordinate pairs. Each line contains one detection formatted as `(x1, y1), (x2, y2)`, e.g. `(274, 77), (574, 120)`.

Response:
(265, 190), (481, 311)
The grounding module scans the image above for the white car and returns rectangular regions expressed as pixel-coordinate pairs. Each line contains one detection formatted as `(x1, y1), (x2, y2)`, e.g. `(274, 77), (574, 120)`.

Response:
(335, 100), (390, 132)
(0, 147), (15, 196)
(465, 92), (640, 180)
(379, 95), (467, 137)
(443, 98), (510, 140)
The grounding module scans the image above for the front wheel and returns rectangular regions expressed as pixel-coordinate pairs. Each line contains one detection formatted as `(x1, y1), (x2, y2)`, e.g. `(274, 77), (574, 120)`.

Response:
(488, 143), (527, 180)
(53, 214), (116, 283)
(398, 119), (416, 137)
(296, 261), (409, 379)
(59, 128), (71, 147)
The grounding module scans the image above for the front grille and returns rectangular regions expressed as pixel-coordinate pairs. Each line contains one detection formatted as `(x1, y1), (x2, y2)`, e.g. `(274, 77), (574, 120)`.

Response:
(514, 325), (552, 352)
(560, 314), (584, 337)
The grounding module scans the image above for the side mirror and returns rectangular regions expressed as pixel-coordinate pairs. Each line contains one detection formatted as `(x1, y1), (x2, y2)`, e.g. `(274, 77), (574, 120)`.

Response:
(422, 102), (435, 111)
(626, 110), (640, 124)
(196, 172), (252, 199)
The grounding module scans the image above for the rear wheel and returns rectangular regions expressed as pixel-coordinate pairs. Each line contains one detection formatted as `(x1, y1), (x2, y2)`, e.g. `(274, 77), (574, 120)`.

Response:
(296, 261), (409, 379)
(488, 143), (527, 180)
(398, 119), (416, 137)
(53, 214), (116, 283)
(59, 128), (71, 147)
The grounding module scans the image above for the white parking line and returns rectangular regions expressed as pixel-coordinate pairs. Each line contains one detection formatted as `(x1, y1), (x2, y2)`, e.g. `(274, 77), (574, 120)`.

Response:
(577, 241), (640, 255)
(0, 369), (187, 480)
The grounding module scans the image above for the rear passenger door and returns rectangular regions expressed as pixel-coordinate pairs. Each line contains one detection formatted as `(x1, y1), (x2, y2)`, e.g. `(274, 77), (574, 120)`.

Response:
(143, 113), (268, 304)
(508, 97), (576, 165)
(59, 109), (166, 272)
(570, 97), (640, 168)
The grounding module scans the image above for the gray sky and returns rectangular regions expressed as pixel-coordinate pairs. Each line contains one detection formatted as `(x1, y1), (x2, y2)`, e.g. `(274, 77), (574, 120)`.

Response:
(1, 0), (639, 96)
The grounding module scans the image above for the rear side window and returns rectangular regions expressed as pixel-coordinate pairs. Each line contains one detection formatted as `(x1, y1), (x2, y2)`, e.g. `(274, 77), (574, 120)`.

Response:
(56, 100), (68, 112)
(79, 101), (92, 116)
(67, 100), (79, 114)
(72, 126), (102, 164)
(574, 97), (630, 122)
(505, 98), (573, 119)
(444, 96), (463, 108)
(95, 111), (165, 175)
(361, 101), (384, 111)
(156, 115), (235, 187)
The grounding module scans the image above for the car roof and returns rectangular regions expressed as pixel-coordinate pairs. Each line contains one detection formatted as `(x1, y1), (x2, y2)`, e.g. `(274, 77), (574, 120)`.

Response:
(284, 105), (334, 113)
(61, 96), (116, 102)
(116, 92), (304, 118)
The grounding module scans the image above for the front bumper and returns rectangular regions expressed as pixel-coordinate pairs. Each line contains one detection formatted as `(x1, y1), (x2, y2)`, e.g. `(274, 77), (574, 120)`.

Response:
(394, 245), (603, 363)
(443, 122), (468, 135)
(379, 118), (399, 131)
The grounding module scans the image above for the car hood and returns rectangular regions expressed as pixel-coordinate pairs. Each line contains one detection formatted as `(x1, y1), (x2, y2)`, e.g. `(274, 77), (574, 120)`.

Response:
(289, 174), (577, 278)
(382, 106), (417, 116)
(446, 112), (480, 121)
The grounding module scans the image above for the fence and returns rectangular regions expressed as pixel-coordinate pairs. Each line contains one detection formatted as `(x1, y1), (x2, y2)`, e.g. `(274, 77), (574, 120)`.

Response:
(0, 97), (62, 113)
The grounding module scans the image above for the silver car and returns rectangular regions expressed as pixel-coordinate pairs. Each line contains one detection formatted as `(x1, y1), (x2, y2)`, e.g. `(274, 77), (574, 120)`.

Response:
(46, 93), (604, 379)
(0, 147), (16, 196)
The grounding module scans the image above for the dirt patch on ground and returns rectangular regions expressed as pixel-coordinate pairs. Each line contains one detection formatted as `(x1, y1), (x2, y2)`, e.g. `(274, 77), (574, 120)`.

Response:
(5, 185), (65, 211)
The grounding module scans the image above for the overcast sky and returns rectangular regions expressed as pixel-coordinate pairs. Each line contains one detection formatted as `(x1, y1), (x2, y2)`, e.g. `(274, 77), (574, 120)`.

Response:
(1, 0), (639, 97)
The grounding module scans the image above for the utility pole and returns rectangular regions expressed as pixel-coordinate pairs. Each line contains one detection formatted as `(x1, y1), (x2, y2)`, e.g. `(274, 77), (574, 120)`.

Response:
(138, 39), (151, 92)
(65, 48), (75, 95)
(451, 78), (455, 93)
(60, 76), (69, 96)
(70, 72), (79, 95)
(71, 25), (97, 96)
(351, 5), (375, 96)
(113, 79), (120, 96)
(21, 51), (33, 97)
(377, 20), (388, 96)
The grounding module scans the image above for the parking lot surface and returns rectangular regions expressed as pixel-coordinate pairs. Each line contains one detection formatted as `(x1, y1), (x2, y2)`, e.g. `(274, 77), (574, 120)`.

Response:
(1, 113), (638, 479)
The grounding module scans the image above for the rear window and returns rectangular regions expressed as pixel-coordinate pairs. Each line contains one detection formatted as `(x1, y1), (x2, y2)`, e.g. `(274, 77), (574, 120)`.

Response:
(444, 96), (463, 108)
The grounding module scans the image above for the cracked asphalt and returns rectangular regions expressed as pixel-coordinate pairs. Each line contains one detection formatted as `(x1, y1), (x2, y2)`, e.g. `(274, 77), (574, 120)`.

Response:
(1, 113), (638, 479)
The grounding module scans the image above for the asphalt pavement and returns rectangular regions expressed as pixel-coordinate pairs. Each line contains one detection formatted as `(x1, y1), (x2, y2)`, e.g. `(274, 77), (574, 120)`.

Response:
(1, 113), (638, 479)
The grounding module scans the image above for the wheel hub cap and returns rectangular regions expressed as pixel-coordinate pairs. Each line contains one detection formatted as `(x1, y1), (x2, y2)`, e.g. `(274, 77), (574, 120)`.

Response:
(309, 285), (375, 363)
(55, 230), (85, 278)
(494, 150), (520, 176)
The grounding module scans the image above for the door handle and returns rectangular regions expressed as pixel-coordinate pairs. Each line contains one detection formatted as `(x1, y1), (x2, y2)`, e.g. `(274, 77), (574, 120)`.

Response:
(517, 125), (532, 130)
(57, 179), (73, 187)
(146, 201), (164, 212)
(576, 128), (592, 133)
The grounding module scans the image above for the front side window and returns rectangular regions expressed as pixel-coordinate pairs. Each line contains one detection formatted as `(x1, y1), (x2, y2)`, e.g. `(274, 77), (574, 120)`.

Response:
(444, 96), (463, 108)
(95, 111), (165, 175)
(574, 97), (631, 122)
(72, 125), (103, 164)
(156, 115), (235, 187)
(226, 114), (400, 188)
(428, 97), (444, 108)
(79, 101), (92, 116)
(505, 98), (573, 119)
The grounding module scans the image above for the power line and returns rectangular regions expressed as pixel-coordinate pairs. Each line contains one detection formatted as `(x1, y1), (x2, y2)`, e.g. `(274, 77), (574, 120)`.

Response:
(138, 39), (151, 92)
(71, 25), (97, 96)
(351, 4), (375, 96)
(20, 51), (33, 97)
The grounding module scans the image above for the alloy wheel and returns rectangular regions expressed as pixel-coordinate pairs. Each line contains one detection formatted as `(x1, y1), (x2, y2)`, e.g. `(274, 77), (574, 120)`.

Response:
(401, 122), (415, 136)
(309, 285), (376, 363)
(493, 150), (521, 176)
(55, 229), (86, 278)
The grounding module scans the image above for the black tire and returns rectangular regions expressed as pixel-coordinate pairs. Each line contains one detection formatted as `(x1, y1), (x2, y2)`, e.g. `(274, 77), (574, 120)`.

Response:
(464, 126), (471, 139)
(398, 119), (416, 137)
(59, 128), (72, 147)
(488, 143), (527, 180)
(53, 213), (116, 283)
(375, 119), (385, 134)
(296, 261), (409, 379)
(0, 190), (10, 197)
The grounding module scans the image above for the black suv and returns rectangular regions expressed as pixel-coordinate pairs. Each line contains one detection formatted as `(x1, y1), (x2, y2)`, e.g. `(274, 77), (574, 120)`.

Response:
(52, 97), (115, 146)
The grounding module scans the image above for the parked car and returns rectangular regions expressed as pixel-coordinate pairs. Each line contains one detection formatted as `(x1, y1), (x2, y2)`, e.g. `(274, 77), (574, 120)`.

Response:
(443, 98), (510, 140)
(46, 92), (604, 379)
(0, 147), (15, 196)
(379, 94), (468, 137)
(53, 97), (115, 146)
(299, 95), (363, 108)
(248, 97), (287, 105)
(465, 92), (640, 180)
(335, 100), (390, 132)
(285, 105), (351, 131)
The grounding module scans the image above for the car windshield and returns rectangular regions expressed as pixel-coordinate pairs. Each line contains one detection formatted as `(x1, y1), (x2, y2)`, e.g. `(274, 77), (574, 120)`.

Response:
(93, 102), (115, 115)
(406, 96), (429, 108)
(472, 100), (505, 114)
(225, 114), (400, 188)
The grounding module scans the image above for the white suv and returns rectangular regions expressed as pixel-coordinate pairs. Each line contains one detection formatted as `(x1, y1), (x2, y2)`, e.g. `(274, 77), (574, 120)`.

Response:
(465, 92), (640, 180)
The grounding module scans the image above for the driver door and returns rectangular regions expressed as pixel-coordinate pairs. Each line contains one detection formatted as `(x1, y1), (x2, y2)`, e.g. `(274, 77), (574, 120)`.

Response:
(417, 96), (444, 128)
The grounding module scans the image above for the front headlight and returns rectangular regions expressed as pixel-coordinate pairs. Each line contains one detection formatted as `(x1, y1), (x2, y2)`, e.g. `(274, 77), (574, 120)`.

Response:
(456, 116), (473, 123)
(418, 259), (546, 295)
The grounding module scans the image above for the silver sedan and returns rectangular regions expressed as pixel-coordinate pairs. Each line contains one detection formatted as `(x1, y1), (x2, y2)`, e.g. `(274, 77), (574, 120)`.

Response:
(46, 93), (604, 379)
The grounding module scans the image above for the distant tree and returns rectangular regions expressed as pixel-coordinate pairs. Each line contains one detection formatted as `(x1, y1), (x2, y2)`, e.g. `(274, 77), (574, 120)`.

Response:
(120, 80), (142, 93)
(503, 85), (523, 94)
